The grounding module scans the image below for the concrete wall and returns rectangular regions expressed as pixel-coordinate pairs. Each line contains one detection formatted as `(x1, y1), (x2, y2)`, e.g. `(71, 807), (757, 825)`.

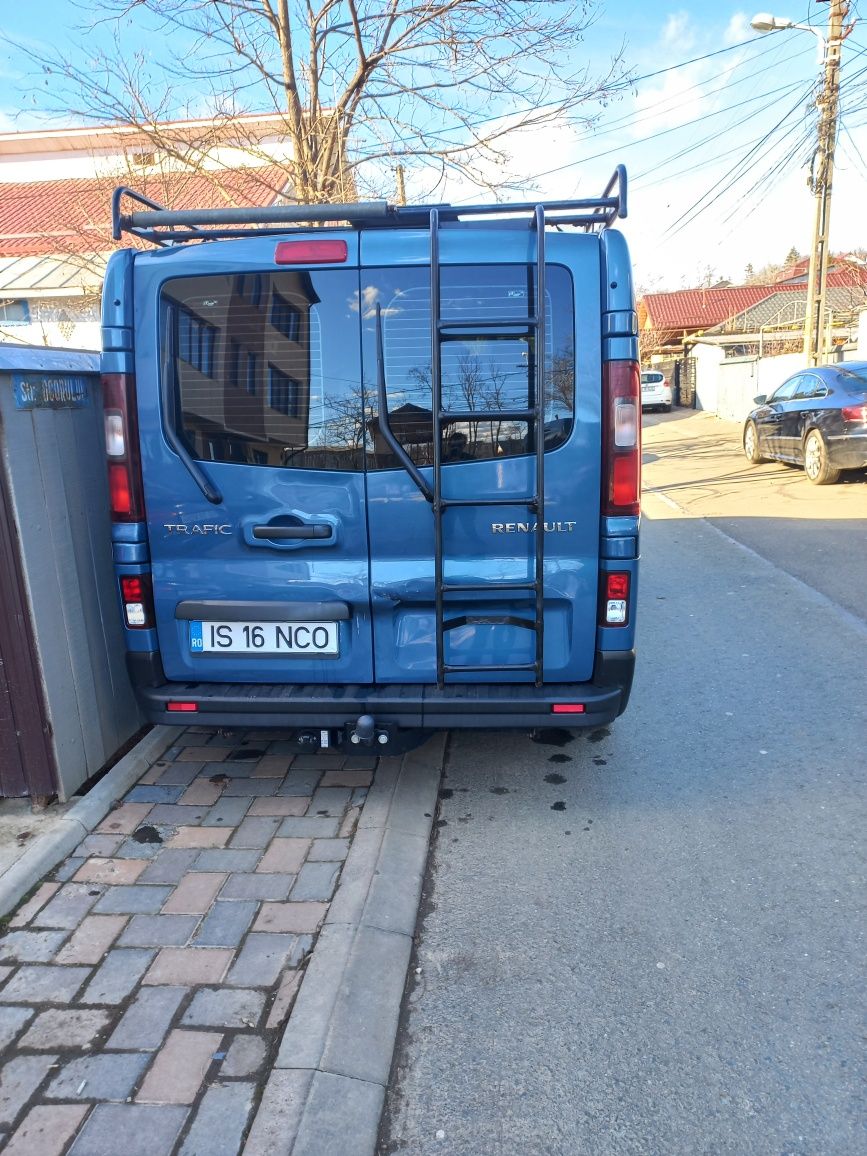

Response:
(0, 345), (142, 798)
(693, 345), (807, 423)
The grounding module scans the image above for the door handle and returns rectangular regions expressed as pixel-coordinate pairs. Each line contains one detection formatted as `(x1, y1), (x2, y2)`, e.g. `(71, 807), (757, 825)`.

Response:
(252, 524), (333, 541)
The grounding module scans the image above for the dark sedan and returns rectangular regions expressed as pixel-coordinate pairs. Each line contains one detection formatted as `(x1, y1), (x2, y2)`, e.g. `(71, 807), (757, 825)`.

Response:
(743, 363), (867, 484)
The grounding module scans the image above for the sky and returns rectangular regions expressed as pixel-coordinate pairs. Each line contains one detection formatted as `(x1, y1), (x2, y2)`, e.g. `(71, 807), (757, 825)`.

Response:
(1, 0), (865, 291)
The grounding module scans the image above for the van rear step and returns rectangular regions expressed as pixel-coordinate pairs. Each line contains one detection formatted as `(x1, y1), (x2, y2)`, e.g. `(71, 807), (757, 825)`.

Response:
(127, 652), (633, 732)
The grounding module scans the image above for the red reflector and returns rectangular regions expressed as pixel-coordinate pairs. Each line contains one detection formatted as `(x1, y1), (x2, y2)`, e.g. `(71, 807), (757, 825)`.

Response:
(552, 704), (586, 714)
(167, 702), (199, 713)
(120, 576), (144, 602)
(606, 572), (630, 600)
(275, 240), (348, 265)
(108, 462), (132, 515)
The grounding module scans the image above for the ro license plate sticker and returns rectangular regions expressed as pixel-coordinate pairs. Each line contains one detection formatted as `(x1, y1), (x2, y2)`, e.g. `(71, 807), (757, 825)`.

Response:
(190, 621), (339, 656)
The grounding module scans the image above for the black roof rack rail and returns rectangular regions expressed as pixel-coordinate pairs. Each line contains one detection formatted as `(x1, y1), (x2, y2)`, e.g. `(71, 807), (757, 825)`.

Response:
(111, 164), (626, 246)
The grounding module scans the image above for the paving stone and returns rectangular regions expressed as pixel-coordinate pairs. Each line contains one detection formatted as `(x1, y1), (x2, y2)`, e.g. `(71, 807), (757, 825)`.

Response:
(221, 778), (280, 797)
(307, 838), (350, 862)
(0, 1007), (34, 1051)
(106, 986), (186, 1051)
(247, 796), (309, 817)
(55, 916), (127, 965)
(177, 746), (226, 762)
(137, 1029), (222, 1105)
(193, 849), (262, 872)
(0, 1054), (58, 1126)
(36, 884), (104, 929)
(0, 929), (68, 963)
(73, 859), (149, 886)
(289, 861), (341, 902)
(201, 798), (252, 827)
(265, 970), (302, 1030)
(146, 803), (210, 826)
(93, 885), (172, 915)
(78, 949), (154, 1005)
(254, 901), (328, 934)
(138, 850), (200, 884)
(162, 873), (226, 915)
(201, 761), (258, 778)
(339, 805), (362, 839)
(178, 780), (223, 806)
(251, 755), (291, 777)
(18, 1008), (110, 1050)
(47, 1052), (150, 1101)
(143, 947), (233, 986)
(220, 1034), (267, 1078)
(320, 769), (374, 788)
(118, 915), (199, 948)
(276, 771), (322, 796)
(67, 1103), (188, 1156)
(193, 901), (257, 948)
(54, 858), (85, 882)
(124, 784), (185, 804)
(178, 1080), (254, 1156)
(181, 987), (265, 1029)
(74, 834), (125, 858)
(256, 838), (310, 874)
(3, 1103), (88, 1156)
(229, 816), (281, 849)
(113, 836), (164, 861)
(227, 746), (268, 761)
(219, 873), (295, 901)
(97, 803), (154, 836)
(137, 762), (165, 785)
(276, 816), (340, 838)
(242, 1068), (311, 1153)
(0, 965), (11, 985)
(154, 762), (203, 786)
(167, 826), (231, 848)
(8, 882), (60, 928)
(341, 756), (378, 772)
(288, 754), (344, 771)
(309, 787), (352, 816)
(226, 934), (301, 987)
(0, 965), (90, 1004)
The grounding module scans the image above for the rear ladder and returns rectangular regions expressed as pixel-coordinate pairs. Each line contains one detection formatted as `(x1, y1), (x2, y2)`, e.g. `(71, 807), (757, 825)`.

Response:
(430, 206), (547, 688)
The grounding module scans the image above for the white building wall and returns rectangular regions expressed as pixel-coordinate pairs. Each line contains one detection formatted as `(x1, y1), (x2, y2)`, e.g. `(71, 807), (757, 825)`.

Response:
(0, 296), (101, 351)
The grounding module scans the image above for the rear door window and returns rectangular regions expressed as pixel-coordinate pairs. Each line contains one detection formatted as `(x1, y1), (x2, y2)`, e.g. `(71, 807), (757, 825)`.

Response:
(162, 270), (363, 471)
(364, 264), (574, 468)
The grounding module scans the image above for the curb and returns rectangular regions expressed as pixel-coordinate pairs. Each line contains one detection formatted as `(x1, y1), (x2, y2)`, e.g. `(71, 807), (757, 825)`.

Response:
(245, 733), (445, 1156)
(0, 725), (176, 918)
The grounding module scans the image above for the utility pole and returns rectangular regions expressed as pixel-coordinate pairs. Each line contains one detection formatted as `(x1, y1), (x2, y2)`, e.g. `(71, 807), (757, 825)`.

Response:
(395, 165), (407, 206)
(803, 0), (849, 365)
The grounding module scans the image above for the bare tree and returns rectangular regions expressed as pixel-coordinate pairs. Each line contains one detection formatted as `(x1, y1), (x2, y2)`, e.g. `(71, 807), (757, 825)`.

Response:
(12, 1), (627, 203)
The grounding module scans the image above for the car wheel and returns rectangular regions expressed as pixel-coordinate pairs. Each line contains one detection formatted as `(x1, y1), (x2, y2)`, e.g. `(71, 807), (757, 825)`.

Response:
(803, 429), (840, 485)
(663, 403), (671, 413)
(743, 420), (764, 464)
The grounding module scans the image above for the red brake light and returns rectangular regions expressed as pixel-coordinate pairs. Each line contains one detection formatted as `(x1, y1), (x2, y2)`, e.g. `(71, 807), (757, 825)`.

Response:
(841, 404), (867, 423)
(275, 240), (348, 265)
(102, 374), (145, 522)
(602, 361), (641, 516)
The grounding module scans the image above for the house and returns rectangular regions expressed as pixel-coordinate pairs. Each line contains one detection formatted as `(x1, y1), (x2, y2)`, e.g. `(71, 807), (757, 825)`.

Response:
(0, 116), (294, 348)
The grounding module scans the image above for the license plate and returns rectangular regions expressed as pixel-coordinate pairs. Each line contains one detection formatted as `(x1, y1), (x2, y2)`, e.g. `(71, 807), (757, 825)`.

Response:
(190, 620), (339, 656)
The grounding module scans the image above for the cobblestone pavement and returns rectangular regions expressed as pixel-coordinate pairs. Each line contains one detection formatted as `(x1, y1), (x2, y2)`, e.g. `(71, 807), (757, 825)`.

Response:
(0, 727), (377, 1155)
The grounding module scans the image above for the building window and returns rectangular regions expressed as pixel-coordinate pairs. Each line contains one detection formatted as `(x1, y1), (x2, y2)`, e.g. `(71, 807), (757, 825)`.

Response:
(270, 292), (301, 341)
(269, 365), (301, 416)
(246, 352), (258, 396)
(178, 307), (216, 376)
(0, 299), (30, 325)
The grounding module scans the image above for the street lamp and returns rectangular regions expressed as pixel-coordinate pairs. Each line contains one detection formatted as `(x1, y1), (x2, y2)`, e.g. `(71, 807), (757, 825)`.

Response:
(750, 3), (850, 366)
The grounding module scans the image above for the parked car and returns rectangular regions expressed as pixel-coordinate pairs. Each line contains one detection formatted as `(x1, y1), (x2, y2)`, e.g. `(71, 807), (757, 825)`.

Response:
(743, 363), (867, 484)
(640, 370), (671, 412)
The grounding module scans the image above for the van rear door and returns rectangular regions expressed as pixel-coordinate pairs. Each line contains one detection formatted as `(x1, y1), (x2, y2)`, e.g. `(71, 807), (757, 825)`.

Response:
(360, 226), (602, 684)
(134, 235), (374, 685)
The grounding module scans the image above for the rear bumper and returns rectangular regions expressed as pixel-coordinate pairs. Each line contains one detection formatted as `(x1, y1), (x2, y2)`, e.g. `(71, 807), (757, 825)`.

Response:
(827, 432), (867, 470)
(127, 650), (635, 730)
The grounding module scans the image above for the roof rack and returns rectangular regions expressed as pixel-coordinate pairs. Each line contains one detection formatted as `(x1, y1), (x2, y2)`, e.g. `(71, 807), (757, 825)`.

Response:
(111, 165), (627, 247)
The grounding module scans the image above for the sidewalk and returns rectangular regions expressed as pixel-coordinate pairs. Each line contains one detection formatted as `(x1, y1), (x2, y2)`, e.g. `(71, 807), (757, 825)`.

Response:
(0, 726), (440, 1155)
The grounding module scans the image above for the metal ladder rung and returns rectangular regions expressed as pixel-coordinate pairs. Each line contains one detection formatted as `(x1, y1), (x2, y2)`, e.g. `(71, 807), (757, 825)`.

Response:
(438, 317), (538, 330)
(442, 662), (538, 674)
(441, 581), (538, 593)
(439, 409), (536, 424)
(439, 497), (536, 509)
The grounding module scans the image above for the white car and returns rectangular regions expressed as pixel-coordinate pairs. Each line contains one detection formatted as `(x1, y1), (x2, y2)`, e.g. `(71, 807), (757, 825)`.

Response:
(640, 370), (672, 412)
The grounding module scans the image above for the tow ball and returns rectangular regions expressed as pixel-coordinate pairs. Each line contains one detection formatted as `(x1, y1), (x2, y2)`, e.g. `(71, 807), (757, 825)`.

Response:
(350, 715), (389, 746)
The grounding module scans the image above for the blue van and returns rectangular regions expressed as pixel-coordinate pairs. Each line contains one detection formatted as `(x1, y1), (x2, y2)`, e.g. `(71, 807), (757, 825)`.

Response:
(101, 169), (639, 752)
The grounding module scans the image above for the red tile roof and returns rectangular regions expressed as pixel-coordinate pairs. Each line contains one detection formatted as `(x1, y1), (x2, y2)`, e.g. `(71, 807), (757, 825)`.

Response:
(0, 167), (288, 256)
(640, 284), (803, 332)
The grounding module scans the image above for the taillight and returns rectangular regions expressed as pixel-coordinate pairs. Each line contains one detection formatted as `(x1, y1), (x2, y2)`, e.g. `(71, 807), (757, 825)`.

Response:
(599, 571), (630, 626)
(102, 374), (145, 522)
(275, 240), (348, 264)
(120, 573), (154, 629)
(841, 403), (867, 423)
(602, 361), (641, 516)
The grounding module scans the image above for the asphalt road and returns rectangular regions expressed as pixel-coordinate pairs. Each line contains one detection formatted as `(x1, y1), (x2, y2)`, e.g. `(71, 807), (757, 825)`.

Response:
(378, 413), (867, 1156)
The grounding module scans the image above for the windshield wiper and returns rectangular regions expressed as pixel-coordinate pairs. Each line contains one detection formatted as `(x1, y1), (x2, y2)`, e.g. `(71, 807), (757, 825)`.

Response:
(161, 304), (223, 505)
(375, 303), (433, 502)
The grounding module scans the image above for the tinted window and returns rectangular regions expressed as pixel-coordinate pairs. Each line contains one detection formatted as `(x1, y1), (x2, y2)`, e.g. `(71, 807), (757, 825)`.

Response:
(641, 372), (664, 384)
(836, 366), (867, 391)
(769, 377), (799, 402)
(162, 270), (363, 471)
(793, 374), (824, 400)
(363, 264), (574, 469)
